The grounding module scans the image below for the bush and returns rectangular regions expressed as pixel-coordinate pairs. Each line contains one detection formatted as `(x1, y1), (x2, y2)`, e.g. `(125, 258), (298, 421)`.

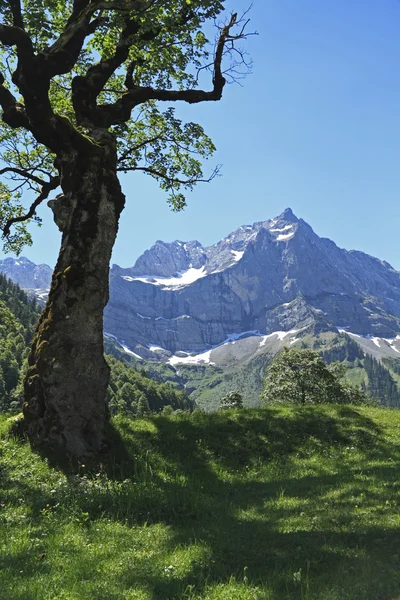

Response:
(220, 391), (244, 410)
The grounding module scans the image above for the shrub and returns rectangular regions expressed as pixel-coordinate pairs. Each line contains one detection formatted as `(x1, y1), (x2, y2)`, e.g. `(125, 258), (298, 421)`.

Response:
(220, 391), (244, 410)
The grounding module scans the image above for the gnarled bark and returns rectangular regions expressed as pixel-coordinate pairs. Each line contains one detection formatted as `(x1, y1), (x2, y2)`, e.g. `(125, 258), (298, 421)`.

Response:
(23, 133), (125, 459)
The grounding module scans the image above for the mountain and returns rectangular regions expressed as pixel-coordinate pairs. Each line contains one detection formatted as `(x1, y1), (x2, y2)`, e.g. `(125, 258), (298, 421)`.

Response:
(104, 208), (400, 359)
(0, 257), (52, 299)
(3, 208), (400, 408)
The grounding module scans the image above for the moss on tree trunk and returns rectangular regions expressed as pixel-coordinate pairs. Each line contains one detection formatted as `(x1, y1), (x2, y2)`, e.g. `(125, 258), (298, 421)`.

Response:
(23, 134), (125, 459)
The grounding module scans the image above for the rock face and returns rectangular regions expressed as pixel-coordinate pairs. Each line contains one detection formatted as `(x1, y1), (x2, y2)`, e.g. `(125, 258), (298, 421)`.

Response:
(0, 256), (52, 290)
(104, 208), (400, 355)
(3, 208), (400, 360)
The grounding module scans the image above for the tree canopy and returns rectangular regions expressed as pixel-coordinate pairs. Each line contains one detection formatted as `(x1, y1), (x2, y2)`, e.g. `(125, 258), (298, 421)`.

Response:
(262, 347), (372, 406)
(0, 1), (254, 458)
(0, 0), (253, 251)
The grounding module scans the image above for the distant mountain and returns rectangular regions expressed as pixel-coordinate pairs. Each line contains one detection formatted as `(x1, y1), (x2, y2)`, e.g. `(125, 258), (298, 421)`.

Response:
(104, 208), (400, 361)
(3, 208), (400, 408)
(0, 257), (52, 291)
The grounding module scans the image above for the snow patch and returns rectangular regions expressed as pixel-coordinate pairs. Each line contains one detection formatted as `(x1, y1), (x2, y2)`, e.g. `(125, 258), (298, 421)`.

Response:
(137, 312), (151, 320)
(259, 329), (299, 346)
(104, 332), (119, 341)
(169, 349), (214, 366)
(231, 250), (244, 262)
(148, 345), (165, 352)
(121, 266), (207, 289)
(269, 225), (293, 233)
(224, 330), (261, 343)
(276, 232), (295, 241)
(120, 344), (143, 360)
(338, 329), (400, 353)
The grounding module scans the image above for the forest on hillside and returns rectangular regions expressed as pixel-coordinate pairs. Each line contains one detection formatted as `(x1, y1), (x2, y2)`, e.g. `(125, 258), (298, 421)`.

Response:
(1, 273), (400, 414)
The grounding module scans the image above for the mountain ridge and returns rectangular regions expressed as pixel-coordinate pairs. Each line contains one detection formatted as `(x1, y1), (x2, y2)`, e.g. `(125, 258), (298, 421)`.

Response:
(104, 208), (400, 356)
(2, 208), (400, 366)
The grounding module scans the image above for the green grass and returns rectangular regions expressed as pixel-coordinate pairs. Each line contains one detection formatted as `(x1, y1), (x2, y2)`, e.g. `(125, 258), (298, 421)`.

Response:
(2, 406), (400, 599)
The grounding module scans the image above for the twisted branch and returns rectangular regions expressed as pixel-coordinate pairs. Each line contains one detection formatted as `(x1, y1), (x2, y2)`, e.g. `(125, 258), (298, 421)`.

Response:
(2, 175), (60, 238)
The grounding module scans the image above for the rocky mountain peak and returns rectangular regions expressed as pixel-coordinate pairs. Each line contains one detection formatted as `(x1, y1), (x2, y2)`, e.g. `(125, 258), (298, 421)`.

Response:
(0, 256), (52, 290)
(2, 209), (400, 363)
(103, 209), (400, 356)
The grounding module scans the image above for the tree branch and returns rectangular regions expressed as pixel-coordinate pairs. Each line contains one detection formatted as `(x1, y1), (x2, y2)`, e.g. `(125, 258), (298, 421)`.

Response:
(44, 3), (104, 78)
(2, 175), (60, 238)
(118, 164), (221, 186)
(96, 12), (243, 127)
(0, 167), (47, 187)
(0, 72), (31, 129)
(0, 24), (33, 57)
(117, 134), (166, 164)
(10, 0), (25, 30)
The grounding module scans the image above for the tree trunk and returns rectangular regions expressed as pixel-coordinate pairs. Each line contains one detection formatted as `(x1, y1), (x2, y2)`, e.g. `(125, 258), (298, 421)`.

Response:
(23, 134), (125, 459)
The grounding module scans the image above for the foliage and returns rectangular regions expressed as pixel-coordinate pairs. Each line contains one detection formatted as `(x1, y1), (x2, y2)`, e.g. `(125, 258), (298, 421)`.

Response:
(219, 390), (243, 409)
(0, 274), (194, 416)
(364, 353), (400, 407)
(262, 347), (372, 406)
(0, 272), (40, 410)
(2, 405), (400, 599)
(0, 1), (252, 250)
(106, 354), (194, 416)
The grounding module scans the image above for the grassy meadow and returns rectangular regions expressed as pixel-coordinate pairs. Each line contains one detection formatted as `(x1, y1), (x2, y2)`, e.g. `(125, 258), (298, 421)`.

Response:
(1, 405), (400, 599)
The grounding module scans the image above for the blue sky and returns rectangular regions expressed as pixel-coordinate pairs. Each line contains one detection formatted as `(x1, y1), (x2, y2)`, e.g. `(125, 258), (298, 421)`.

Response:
(3, 0), (400, 268)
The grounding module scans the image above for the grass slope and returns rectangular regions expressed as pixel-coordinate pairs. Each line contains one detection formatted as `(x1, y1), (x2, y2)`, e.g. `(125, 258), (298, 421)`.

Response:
(1, 406), (400, 599)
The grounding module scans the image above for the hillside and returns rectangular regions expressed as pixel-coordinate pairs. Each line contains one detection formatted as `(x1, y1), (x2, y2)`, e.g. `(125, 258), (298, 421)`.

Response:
(0, 274), (192, 416)
(0, 272), (41, 411)
(105, 332), (400, 411)
(1, 405), (400, 599)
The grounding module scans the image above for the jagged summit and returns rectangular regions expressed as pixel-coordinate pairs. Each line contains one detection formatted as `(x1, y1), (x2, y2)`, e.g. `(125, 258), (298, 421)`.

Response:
(102, 209), (400, 357)
(272, 206), (298, 222)
(2, 209), (400, 363)
(0, 256), (52, 289)
(112, 209), (304, 282)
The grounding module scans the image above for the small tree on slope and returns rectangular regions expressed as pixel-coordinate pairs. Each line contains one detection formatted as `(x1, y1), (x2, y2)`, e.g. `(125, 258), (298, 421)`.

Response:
(262, 347), (371, 406)
(0, 1), (252, 458)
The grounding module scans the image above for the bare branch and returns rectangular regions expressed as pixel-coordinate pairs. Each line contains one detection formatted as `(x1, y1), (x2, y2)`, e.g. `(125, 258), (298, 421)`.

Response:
(118, 164), (221, 187)
(96, 12), (251, 126)
(2, 175), (60, 238)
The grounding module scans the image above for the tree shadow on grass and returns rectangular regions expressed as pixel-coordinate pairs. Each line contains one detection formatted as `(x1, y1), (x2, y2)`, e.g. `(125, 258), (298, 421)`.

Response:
(2, 406), (400, 599)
